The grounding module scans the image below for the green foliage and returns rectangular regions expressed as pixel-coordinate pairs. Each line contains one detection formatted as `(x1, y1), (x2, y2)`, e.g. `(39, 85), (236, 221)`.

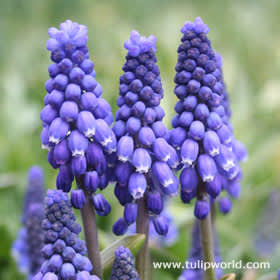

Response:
(1, 0), (280, 279)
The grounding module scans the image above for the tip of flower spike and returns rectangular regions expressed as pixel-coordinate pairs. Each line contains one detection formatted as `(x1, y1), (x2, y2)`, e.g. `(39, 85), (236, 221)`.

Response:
(115, 246), (132, 258)
(46, 189), (68, 206)
(124, 30), (157, 56)
(28, 166), (44, 186)
(181, 17), (209, 35)
(47, 19), (88, 52)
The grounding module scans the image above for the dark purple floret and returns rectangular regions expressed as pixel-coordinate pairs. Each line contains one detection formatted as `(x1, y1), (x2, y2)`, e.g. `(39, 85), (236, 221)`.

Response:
(33, 189), (100, 280)
(113, 30), (179, 236)
(12, 167), (45, 279)
(171, 17), (247, 218)
(41, 20), (114, 212)
(110, 246), (139, 280)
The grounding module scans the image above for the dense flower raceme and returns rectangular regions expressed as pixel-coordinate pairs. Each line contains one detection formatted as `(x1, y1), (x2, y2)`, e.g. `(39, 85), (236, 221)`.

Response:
(179, 221), (223, 280)
(12, 166), (45, 279)
(110, 246), (139, 280)
(112, 31), (179, 236)
(170, 17), (247, 218)
(40, 20), (115, 214)
(33, 189), (100, 280)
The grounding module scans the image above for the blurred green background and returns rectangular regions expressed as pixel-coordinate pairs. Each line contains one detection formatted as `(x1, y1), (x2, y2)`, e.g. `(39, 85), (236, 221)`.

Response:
(1, 0), (280, 279)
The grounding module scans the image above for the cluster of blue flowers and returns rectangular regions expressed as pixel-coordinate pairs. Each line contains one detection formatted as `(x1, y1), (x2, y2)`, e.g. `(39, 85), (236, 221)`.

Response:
(12, 166), (45, 279)
(112, 31), (179, 236)
(33, 189), (100, 280)
(179, 221), (223, 280)
(170, 17), (247, 219)
(110, 246), (139, 280)
(40, 20), (115, 214)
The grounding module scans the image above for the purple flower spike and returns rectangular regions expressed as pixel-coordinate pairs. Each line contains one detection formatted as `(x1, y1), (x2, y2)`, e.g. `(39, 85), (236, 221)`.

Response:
(110, 246), (139, 280)
(41, 20), (115, 210)
(34, 189), (99, 279)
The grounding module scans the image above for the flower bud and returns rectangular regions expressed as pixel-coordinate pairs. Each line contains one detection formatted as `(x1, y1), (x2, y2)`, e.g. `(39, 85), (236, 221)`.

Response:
(53, 140), (71, 165)
(113, 218), (128, 236)
(126, 117), (141, 135)
(169, 127), (187, 148)
(207, 112), (222, 131)
(61, 263), (75, 279)
(180, 167), (198, 193)
(189, 120), (205, 141)
(215, 145), (235, 171)
(117, 136), (134, 162)
(153, 138), (172, 162)
(194, 199), (209, 219)
(216, 124), (232, 145)
(94, 119), (115, 150)
(205, 175), (222, 198)
(71, 190), (86, 209)
(65, 84), (81, 102)
(232, 140), (248, 162)
(128, 173), (147, 199)
(146, 191), (163, 215)
(114, 184), (133, 206)
(48, 89), (64, 108)
(49, 118), (70, 144)
(151, 121), (168, 138)
(203, 130), (221, 156)
(180, 139), (199, 166)
(132, 148), (152, 173)
(86, 143), (106, 174)
(80, 92), (97, 112)
(152, 216), (169, 236)
(123, 203), (138, 225)
(152, 161), (174, 188)
(194, 103), (210, 121)
(71, 156), (87, 176)
(179, 111), (194, 127)
(132, 101), (146, 117)
(77, 111), (96, 138)
(113, 120), (126, 139)
(41, 126), (51, 150)
(40, 105), (58, 126)
(138, 126), (156, 146)
(59, 101), (79, 122)
(218, 197), (232, 214)
(84, 171), (99, 192)
(115, 162), (133, 186)
(197, 154), (217, 182)
(92, 194), (111, 216)
(183, 95), (197, 111)
(68, 130), (89, 156)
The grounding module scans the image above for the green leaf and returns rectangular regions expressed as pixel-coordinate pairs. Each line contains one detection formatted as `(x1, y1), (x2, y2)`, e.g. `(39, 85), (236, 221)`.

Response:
(219, 273), (236, 280)
(101, 234), (145, 276)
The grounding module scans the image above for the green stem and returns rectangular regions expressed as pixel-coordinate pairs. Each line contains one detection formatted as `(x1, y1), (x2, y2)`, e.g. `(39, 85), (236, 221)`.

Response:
(136, 197), (150, 280)
(80, 189), (103, 279)
(200, 200), (217, 280)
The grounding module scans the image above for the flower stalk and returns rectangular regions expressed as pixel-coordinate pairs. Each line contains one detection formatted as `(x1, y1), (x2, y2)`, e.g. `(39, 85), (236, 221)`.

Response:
(136, 196), (150, 280)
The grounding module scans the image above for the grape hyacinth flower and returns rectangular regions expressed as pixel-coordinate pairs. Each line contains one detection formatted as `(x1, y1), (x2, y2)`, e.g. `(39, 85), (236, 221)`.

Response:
(41, 20), (115, 277)
(40, 19), (115, 213)
(179, 221), (223, 280)
(110, 246), (139, 280)
(12, 166), (45, 279)
(171, 17), (247, 219)
(113, 30), (179, 237)
(33, 190), (100, 280)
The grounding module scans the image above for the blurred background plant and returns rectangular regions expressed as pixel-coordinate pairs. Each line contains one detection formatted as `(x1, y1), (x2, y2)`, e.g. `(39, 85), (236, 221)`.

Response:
(0, 0), (280, 279)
